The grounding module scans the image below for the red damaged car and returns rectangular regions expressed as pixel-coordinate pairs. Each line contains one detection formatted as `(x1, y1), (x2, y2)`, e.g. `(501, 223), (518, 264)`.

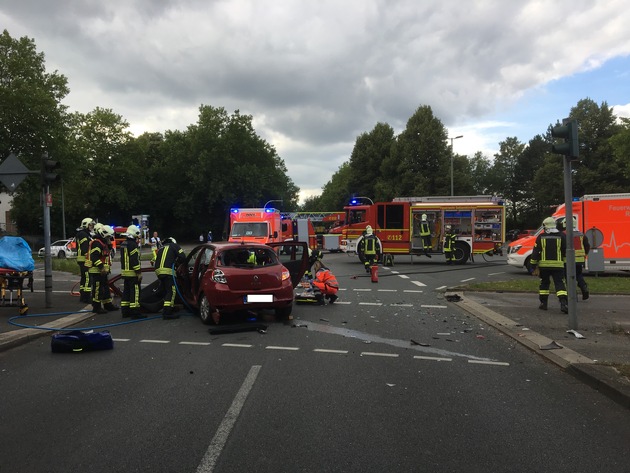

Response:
(175, 241), (309, 324)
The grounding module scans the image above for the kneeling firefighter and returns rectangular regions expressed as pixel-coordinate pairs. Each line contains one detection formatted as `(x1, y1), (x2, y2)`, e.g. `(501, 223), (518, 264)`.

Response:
(311, 260), (339, 304)
(154, 237), (187, 319)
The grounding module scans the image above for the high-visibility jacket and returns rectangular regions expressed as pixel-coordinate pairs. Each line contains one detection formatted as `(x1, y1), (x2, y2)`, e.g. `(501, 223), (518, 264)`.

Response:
(360, 234), (380, 256)
(312, 266), (339, 295)
(87, 238), (111, 274)
(531, 231), (566, 268)
(444, 232), (456, 252)
(420, 222), (431, 237)
(75, 228), (92, 263)
(574, 232), (590, 263)
(154, 242), (187, 276)
(120, 237), (141, 277)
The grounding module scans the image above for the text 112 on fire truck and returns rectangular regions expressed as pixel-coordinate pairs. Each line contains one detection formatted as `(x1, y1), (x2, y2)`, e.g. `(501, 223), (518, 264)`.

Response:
(340, 195), (506, 265)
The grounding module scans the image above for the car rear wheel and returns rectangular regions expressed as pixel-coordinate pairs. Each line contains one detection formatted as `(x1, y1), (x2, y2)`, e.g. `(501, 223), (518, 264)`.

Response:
(199, 294), (216, 325)
(57, 251), (66, 259)
(275, 303), (293, 320)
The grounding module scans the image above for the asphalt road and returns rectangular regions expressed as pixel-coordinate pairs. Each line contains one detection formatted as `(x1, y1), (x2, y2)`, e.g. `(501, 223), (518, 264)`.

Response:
(1, 252), (630, 472)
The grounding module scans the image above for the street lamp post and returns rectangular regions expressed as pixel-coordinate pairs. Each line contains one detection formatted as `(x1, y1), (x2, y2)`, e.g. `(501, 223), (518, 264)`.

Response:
(449, 135), (463, 196)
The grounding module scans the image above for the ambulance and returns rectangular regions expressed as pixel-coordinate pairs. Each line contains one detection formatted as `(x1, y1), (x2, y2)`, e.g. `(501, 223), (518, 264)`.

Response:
(339, 195), (506, 264)
(507, 193), (630, 272)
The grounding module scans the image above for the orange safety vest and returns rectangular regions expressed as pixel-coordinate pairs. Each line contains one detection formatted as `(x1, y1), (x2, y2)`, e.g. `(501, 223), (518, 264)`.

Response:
(312, 268), (339, 295)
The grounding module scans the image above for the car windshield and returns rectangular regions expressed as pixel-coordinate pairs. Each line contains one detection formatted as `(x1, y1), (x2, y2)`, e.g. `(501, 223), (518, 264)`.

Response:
(231, 222), (269, 237)
(219, 247), (279, 267)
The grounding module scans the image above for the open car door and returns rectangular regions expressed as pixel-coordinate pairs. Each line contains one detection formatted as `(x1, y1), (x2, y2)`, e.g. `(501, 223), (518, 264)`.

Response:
(269, 242), (309, 288)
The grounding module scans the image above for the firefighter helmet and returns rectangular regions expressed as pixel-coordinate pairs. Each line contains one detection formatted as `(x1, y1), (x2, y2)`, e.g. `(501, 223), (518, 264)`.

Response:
(445, 225), (452, 231)
(98, 224), (115, 240)
(365, 225), (373, 235)
(542, 217), (556, 231)
(421, 214), (427, 221)
(80, 217), (95, 229)
(125, 225), (141, 238)
(164, 237), (177, 244)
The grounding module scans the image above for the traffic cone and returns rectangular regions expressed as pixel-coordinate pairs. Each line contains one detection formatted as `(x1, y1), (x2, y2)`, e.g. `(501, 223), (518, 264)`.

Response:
(370, 264), (378, 283)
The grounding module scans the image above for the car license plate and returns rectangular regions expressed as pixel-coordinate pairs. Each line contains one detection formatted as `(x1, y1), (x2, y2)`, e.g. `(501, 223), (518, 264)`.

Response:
(245, 294), (273, 303)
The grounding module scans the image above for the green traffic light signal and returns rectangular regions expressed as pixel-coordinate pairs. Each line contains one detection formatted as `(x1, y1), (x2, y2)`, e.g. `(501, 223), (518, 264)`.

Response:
(551, 119), (579, 159)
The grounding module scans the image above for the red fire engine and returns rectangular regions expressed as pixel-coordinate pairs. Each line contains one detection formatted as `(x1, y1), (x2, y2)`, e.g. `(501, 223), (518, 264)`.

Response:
(340, 196), (506, 264)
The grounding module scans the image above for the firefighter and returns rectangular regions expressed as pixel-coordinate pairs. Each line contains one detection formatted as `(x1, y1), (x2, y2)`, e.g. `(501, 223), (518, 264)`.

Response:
(419, 214), (432, 257)
(154, 237), (187, 319)
(443, 225), (456, 265)
(304, 248), (323, 279)
(559, 217), (591, 301)
(88, 224), (119, 314)
(119, 225), (145, 318)
(359, 225), (380, 273)
(531, 217), (568, 313)
(75, 217), (94, 303)
(311, 260), (339, 304)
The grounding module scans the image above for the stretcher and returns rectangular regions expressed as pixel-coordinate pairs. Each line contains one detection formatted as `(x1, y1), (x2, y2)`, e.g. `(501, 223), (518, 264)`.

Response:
(0, 236), (36, 315)
(295, 278), (325, 305)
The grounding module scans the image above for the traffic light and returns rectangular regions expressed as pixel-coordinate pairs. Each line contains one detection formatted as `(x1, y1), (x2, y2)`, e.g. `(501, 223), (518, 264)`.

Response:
(40, 153), (60, 186)
(551, 119), (579, 159)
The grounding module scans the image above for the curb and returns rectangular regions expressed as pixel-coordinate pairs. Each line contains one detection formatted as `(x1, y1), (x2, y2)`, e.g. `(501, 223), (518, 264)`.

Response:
(0, 310), (95, 353)
(453, 292), (630, 410)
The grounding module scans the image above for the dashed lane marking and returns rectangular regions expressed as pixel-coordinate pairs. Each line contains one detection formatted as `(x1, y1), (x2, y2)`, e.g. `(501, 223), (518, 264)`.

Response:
(390, 303), (414, 307)
(403, 290), (423, 293)
(421, 305), (447, 309)
(488, 272), (505, 276)
(435, 285), (447, 290)
(266, 345), (300, 351)
(359, 302), (383, 306)
(411, 281), (426, 287)
(361, 352), (399, 358)
(180, 341), (211, 346)
(468, 360), (510, 366)
(377, 289), (397, 292)
(140, 339), (170, 344)
(223, 343), (253, 348)
(398, 274), (410, 279)
(113, 338), (131, 342)
(314, 349), (348, 354)
(460, 278), (475, 282)
(353, 288), (371, 292)
(413, 355), (453, 362)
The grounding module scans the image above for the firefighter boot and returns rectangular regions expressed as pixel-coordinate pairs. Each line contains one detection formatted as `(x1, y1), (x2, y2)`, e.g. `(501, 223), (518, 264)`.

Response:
(560, 296), (569, 314)
(538, 295), (548, 311)
(92, 303), (107, 314)
(580, 282), (590, 301)
(104, 302), (119, 311)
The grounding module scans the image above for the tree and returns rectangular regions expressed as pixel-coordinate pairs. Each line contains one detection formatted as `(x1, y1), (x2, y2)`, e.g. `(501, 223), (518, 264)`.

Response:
(1, 29), (70, 235)
(347, 122), (394, 199)
(487, 137), (525, 225)
(609, 117), (630, 182)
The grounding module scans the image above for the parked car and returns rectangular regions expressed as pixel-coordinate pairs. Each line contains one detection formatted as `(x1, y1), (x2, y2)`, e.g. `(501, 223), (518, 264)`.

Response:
(37, 239), (77, 258)
(175, 241), (309, 324)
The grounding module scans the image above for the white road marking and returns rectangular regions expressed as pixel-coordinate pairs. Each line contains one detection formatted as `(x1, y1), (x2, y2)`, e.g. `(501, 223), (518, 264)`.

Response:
(436, 332), (452, 336)
(353, 288), (372, 292)
(488, 272), (505, 276)
(113, 338), (130, 342)
(413, 355), (453, 362)
(140, 339), (170, 344)
(435, 285), (447, 290)
(314, 348), (348, 354)
(390, 303), (413, 307)
(421, 305), (447, 309)
(222, 343), (252, 348)
(334, 301), (352, 305)
(398, 274), (410, 279)
(377, 289), (397, 292)
(196, 365), (261, 473)
(179, 341), (211, 346)
(390, 271), (399, 274)
(266, 346), (300, 351)
(361, 352), (399, 358)
(468, 360), (510, 366)
(460, 278), (475, 282)
(359, 302), (383, 306)
(403, 290), (423, 293)
(411, 280), (426, 287)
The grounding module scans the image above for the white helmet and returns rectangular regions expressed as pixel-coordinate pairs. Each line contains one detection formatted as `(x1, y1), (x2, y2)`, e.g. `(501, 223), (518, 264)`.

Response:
(98, 224), (115, 240)
(542, 217), (556, 231)
(164, 237), (177, 244)
(81, 217), (94, 229)
(365, 225), (373, 235)
(421, 214), (427, 221)
(125, 225), (141, 238)
(445, 225), (452, 231)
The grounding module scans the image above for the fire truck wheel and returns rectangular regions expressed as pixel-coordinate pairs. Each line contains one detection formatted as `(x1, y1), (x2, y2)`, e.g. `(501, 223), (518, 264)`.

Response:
(452, 241), (471, 265)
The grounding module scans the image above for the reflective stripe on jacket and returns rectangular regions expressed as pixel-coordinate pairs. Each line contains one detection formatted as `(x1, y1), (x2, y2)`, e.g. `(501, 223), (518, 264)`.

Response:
(531, 233), (565, 268)
(120, 238), (141, 277)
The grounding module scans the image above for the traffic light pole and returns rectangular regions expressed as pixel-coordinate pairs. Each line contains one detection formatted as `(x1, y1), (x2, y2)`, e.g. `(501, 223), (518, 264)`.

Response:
(42, 184), (53, 308)
(563, 157), (578, 330)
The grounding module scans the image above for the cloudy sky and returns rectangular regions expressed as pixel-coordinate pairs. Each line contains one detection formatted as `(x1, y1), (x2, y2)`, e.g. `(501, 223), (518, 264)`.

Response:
(3, 0), (630, 202)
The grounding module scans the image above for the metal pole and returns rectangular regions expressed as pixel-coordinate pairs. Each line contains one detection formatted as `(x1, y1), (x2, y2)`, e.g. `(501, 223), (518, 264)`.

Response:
(563, 156), (578, 329)
(43, 185), (53, 308)
(61, 178), (66, 240)
(450, 138), (454, 196)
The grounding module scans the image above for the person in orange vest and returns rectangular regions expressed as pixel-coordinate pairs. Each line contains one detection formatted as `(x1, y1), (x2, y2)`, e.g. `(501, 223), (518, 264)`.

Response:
(311, 260), (339, 304)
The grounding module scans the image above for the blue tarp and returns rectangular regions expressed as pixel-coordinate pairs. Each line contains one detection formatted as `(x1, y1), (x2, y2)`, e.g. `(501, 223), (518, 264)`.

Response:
(0, 236), (35, 272)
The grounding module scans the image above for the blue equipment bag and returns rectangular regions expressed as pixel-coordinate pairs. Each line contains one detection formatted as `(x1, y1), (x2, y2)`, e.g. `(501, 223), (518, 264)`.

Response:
(51, 330), (114, 353)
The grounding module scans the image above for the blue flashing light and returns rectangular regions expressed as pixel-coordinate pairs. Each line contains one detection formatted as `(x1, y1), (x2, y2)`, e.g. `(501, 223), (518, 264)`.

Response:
(265, 208), (273, 213)
(572, 197), (579, 201)
(350, 199), (358, 205)
(231, 208), (239, 213)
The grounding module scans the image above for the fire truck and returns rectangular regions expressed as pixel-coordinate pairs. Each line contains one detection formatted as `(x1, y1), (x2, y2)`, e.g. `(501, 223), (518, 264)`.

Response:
(229, 208), (318, 248)
(507, 193), (630, 272)
(281, 211), (345, 251)
(340, 195), (506, 264)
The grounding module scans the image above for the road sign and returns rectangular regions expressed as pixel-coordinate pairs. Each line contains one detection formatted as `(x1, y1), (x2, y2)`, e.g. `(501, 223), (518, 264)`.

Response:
(0, 153), (31, 191)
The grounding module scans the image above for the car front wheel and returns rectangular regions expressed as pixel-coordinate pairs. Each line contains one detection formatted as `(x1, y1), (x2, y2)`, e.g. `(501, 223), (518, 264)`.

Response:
(199, 294), (216, 325)
(57, 251), (66, 259)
